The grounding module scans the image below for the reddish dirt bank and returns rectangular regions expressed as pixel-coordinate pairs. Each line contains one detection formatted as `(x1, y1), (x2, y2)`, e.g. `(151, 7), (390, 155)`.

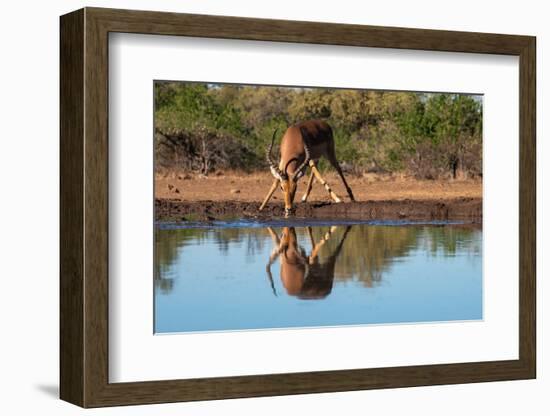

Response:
(155, 198), (482, 223)
(156, 172), (482, 203)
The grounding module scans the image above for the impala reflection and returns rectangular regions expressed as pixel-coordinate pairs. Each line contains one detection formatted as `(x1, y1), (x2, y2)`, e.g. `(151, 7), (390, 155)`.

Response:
(265, 226), (352, 299)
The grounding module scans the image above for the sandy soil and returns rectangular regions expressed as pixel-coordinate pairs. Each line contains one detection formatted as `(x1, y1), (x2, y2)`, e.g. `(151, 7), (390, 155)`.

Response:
(155, 171), (482, 223)
(155, 171), (482, 203)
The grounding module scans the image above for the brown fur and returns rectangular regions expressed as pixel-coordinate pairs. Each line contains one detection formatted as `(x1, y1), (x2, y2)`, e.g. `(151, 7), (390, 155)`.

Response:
(277, 120), (335, 176)
(266, 226), (352, 299)
(261, 119), (355, 215)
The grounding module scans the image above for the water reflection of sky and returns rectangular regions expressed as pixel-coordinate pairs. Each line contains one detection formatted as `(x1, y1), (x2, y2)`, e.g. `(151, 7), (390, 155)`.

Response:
(154, 222), (482, 334)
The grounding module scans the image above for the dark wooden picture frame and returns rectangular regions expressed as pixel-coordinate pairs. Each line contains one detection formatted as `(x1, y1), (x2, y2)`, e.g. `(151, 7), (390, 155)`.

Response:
(60, 7), (536, 408)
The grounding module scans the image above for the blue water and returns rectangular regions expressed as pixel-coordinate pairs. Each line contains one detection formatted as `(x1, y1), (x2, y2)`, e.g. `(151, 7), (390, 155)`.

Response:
(154, 221), (482, 333)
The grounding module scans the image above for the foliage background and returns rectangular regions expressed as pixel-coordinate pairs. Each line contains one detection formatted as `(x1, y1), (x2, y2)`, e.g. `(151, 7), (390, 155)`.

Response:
(155, 82), (482, 179)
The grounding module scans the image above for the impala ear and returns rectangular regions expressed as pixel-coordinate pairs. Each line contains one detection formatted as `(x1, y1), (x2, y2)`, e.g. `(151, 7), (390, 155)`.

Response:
(269, 166), (288, 181)
(270, 166), (283, 180)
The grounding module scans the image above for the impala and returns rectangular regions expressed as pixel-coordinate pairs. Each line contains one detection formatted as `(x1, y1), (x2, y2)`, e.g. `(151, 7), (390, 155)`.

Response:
(259, 120), (355, 216)
(265, 226), (352, 299)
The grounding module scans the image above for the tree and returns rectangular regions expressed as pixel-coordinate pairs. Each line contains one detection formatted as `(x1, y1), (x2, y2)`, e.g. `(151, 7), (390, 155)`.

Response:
(154, 82), (482, 179)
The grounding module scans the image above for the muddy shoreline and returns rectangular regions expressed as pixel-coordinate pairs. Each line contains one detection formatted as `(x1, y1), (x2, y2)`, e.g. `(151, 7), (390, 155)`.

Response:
(155, 197), (482, 224)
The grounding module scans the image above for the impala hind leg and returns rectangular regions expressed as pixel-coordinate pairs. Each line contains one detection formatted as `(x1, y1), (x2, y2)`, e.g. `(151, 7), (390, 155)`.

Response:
(301, 169), (315, 202)
(308, 160), (342, 203)
(328, 155), (355, 201)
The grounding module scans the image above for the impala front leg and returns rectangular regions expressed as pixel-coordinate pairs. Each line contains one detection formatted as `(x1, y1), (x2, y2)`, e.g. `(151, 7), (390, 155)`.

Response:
(308, 225), (338, 263)
(266, 228), (283, 266)
(259, 179), (279, 211)
(308, 161), (342, 203)
(301, 169), (315, 202)
(265, 227), (282, 297)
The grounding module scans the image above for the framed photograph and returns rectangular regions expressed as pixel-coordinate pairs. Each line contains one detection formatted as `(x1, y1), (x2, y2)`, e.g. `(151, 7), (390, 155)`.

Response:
(60, 7), (536, 408)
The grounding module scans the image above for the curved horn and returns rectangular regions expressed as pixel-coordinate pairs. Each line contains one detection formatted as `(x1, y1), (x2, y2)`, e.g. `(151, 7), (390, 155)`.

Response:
(284, 157), (298, 176)
(291, 132), (311, 181)
(266, 129), (285, 179)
